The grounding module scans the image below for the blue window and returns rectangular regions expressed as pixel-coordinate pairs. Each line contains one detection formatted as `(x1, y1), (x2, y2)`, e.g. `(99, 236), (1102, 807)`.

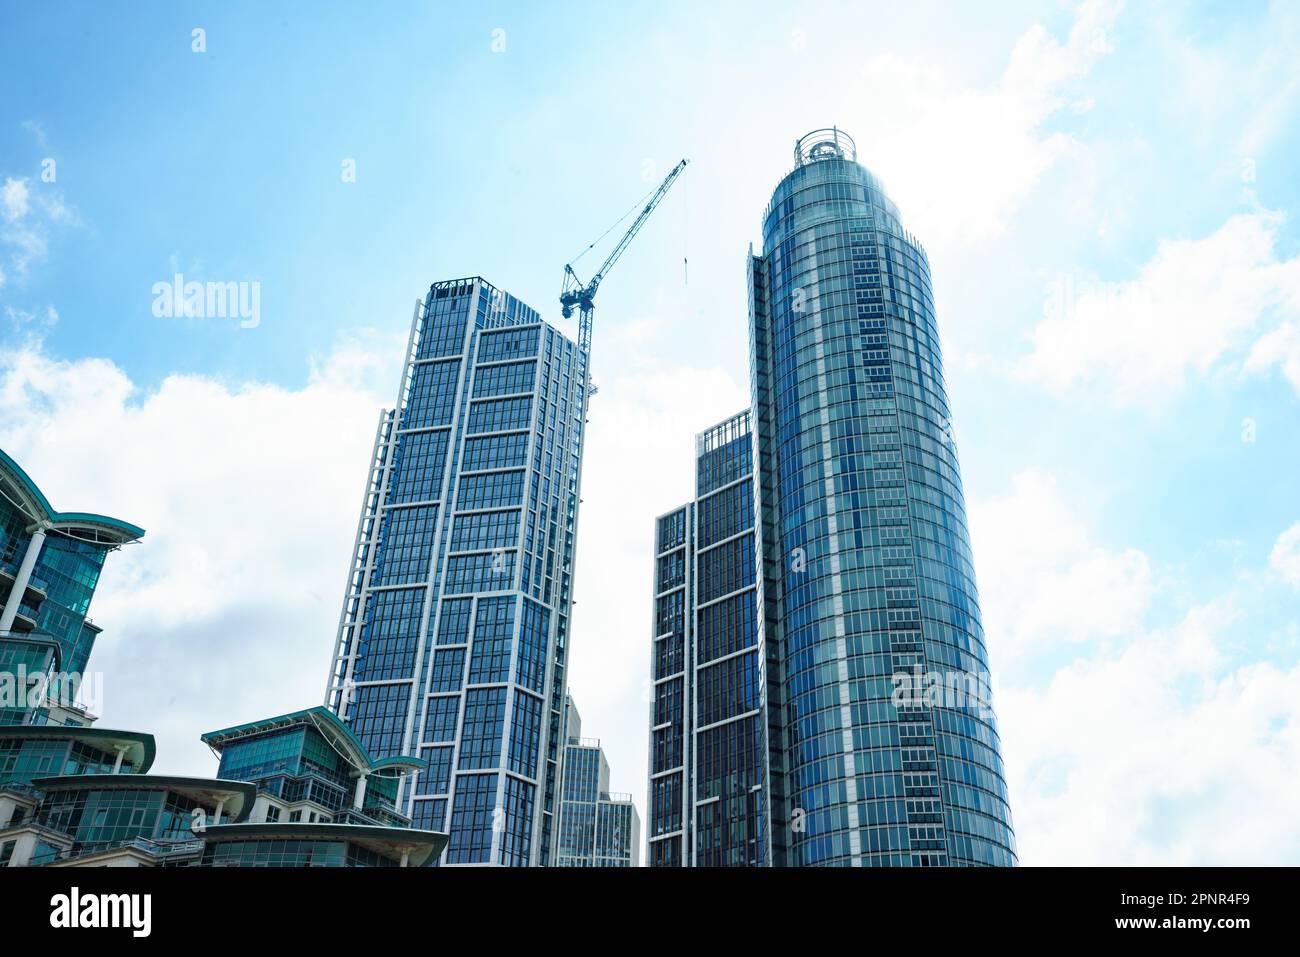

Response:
(472, 360), (536, 398)
(389, 431), (449, 504)
(467, 397), (533, 434)
(469, 596), (514, 684)
(461, 432), (529, 471)
(447, 772), (498, 864)
(436, 599), (471, 645)
(508, 691), (543, 778)
(478, 326), (538, 363)
(458, 688), (507, 770)
(456, 471), (525, 510)
(424, 696), (459, 743)
(404, 362), (459, 429)
(445, 551), (515, 594)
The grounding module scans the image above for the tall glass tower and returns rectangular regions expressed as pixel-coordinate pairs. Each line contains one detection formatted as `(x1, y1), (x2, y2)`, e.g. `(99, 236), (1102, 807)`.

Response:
(325, 277), (587, 866)
(752, 129), (1016, 866)
(650, 130), (1016, 867)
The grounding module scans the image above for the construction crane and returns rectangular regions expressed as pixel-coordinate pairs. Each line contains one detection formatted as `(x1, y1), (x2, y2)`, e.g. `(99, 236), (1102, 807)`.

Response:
(561, 158), (689, 370)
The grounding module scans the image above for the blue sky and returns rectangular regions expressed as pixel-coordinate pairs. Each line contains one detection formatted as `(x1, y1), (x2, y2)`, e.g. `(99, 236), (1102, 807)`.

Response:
(3, 0), (1299, 864)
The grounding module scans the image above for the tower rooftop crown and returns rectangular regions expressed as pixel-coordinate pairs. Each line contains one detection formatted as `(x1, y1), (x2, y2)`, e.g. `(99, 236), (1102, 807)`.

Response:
(794, 127), (857, 166)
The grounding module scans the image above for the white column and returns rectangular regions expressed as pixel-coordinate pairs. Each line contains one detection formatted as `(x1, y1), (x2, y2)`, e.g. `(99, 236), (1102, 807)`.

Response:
(111, 744), (130, 773)
(213, 797), (226, 827)
(399, 848), (410, 868)
(0, 526), (47, 633)
(353, 772), (368, 810)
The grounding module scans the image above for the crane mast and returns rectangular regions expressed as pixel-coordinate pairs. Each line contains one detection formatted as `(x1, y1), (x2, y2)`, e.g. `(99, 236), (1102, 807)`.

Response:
(561, 158), (688, 369)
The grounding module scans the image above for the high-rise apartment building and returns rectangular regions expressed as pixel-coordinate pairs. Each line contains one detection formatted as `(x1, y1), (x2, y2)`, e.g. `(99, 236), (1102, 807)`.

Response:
(649, 129), (1017, 867)
(325, 277), (588, 866)
(555, 696), (639, 866)
(648, 409), (772, 867)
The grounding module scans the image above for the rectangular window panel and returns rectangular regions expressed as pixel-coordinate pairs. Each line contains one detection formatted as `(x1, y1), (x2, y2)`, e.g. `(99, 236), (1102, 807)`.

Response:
(472, 360), (536, 398)
(478, 326), (539, 363)
(447, 772), (497, 864)
(347, 683), (410, 760)
(458, 688), (507, 769)
(428, 648), (465, 693)
(445, 551), (516, 594)
(697, 533), (755, 605)
(507, 690), (543, 778)
(450, 509), (521, 552)
(461, 432), (529, 472)
(389, 431), (450, 504)
(436, 599), (472, 645)
(516, 599), (549, 695)
(416, 746), (453, 796)
(469, 596), (514, 684)
(424, 696), (459, 743)
(467, 397), (533, 435)
(352, 587), (424, 682)
(373, 505), (438, 586)
(403, 361), (460, 429)
(456, 470), (525, 510)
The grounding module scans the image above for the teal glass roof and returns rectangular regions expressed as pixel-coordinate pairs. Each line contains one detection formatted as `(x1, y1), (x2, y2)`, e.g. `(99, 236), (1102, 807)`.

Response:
(201, 705), (426, 778)
(0, 725), (156, 772)
(32, 774), (256, 821)
(0, 447), (145, 545)
(201, 822), (448, 866)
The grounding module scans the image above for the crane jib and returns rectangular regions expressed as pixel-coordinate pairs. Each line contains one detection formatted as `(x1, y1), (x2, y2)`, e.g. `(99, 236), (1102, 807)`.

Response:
(559, 158), (689, 357)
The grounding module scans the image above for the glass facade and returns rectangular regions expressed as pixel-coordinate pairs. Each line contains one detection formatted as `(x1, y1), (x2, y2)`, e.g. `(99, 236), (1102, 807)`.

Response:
(36, 784), (213, 852)
(648, 410), (773, 867)
(325, 277), (588, 865)
(0, 637), (60, 726)
(201, 838), (398, 867)
(751, 129), (1015, 866)
(2, 707), (443, 867)
(0, 451), (143, 682)
(555, 698), (639, 866)
(209, 719), (404, 825)
(650, 130), (1016, 867)
(0, 733), (145, 785)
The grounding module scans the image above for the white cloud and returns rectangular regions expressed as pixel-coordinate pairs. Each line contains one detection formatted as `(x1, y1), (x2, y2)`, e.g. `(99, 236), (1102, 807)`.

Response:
(1017, 211), (1300, 402)
(1001, 598), (1300, 865)
(1245, 317), (1300, 395)
(971, 469), (1152, 661)
(845, 0), (1123, 250)
(2, 177), (30, 222)
(1157, 2), (1300, 160)
(1269, 522), (1300, 587)
(0, 172), (76, 284)
(978, 470), (1300, 864)
(5, 304), (58, 331)
(0, 333), (404, 776)
(0, 177), (51, 282)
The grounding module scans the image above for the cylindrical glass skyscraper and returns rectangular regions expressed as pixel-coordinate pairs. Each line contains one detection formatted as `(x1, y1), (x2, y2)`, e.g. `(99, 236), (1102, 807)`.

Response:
(748, 129), (1017, 866)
